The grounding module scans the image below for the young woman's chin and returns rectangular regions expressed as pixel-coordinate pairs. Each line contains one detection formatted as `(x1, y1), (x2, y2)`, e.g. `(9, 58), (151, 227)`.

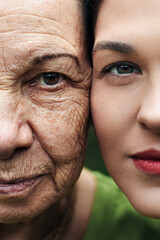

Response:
(115, 176), (160, 219)
(128, 192), (160, 219)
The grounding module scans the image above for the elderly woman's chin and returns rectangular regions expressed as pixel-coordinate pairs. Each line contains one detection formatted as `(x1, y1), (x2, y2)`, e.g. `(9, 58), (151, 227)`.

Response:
(0, 177), (58, 223)
(0, 155), (84, 224)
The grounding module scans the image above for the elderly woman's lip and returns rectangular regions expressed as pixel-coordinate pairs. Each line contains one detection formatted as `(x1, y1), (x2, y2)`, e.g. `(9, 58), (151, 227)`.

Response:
(0, 175), (44, 194)
(0, 175), (44, 184)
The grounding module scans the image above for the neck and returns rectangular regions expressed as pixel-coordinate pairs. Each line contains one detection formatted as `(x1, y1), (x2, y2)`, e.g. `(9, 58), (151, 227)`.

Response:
(60, 169), (96, 240)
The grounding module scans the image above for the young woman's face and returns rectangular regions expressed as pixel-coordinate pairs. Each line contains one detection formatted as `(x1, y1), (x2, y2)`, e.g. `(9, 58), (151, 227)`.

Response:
(91, 0), (160, 218)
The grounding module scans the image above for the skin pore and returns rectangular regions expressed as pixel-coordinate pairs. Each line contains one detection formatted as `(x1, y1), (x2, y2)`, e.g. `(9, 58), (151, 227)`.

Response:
(0, 0), (94, 239)
(91, 0), (160, 218)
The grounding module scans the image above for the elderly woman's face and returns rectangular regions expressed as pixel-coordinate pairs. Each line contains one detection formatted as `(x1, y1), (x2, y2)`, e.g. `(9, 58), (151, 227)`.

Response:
(92, 0), (160, 218)
(0, 0), (90, 223)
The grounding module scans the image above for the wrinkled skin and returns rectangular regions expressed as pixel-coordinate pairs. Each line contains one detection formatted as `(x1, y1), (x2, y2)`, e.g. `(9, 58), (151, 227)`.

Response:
(0, 0), (91, 225)
(92, 0), (160, 218)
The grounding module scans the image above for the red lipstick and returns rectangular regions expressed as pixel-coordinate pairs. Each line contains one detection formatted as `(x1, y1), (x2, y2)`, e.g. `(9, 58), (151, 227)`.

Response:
(132, 149), (160, 174)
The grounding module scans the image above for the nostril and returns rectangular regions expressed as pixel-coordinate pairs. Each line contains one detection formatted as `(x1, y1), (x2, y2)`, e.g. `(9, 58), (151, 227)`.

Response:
(14, 146), (30, 155)
(139, 122), (149, 130)
(139, 120), (160, 135)
(0, 146), (31, 161)
(137, 109), (160, 134)
(0, 149), (15, 160)
(0, 122), (33, 160)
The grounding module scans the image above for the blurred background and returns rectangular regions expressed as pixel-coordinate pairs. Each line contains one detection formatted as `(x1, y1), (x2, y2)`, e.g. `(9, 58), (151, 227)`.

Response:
(85, 127), (108, 175)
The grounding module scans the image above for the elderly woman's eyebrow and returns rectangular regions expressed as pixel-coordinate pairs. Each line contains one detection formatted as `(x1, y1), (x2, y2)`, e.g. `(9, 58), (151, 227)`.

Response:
(30, 53), (80, 67)
(92, 41), (138, 55)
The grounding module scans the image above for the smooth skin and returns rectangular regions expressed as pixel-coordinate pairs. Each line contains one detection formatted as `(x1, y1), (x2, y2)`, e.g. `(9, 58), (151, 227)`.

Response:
(91, 0), (160, 218)
(0, 1), (94, 240)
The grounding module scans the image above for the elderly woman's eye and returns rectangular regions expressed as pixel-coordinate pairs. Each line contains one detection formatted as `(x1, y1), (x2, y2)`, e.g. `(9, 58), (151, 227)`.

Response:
(30, 72), (67, 87)
(37, 72), (64, 85)
(102, 62), (141, 76)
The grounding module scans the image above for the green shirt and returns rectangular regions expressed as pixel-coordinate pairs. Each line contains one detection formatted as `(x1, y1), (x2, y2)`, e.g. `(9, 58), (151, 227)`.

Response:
(83, 171), (160, 240)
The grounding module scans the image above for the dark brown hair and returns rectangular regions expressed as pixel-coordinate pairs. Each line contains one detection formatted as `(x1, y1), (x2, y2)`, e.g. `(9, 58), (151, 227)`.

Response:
(83, 0), (102, 63)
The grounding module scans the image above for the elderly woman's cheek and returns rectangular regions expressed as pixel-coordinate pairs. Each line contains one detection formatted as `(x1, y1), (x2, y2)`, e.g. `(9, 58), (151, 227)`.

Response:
(26, 87), (90, 191)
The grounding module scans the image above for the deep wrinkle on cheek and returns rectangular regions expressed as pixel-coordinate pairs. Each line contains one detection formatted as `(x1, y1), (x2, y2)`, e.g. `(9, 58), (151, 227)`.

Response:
(24, 83), (88, 111)
(31, 105), (88, 163)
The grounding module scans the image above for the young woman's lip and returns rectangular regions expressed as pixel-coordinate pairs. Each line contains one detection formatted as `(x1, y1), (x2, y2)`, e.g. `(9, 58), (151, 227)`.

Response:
(132, 149), (160, 160)
(132, 149), (160, 174)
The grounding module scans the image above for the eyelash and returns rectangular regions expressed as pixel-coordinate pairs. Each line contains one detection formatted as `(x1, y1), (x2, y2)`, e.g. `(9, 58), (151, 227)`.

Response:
(29, 72), (68, 90)
(98, 61), (142, 78)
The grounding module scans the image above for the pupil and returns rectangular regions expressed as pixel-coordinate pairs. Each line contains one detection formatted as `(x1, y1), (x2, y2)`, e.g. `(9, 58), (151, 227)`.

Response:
(44, 73), (59, 85)
(118, 64), (133, 73)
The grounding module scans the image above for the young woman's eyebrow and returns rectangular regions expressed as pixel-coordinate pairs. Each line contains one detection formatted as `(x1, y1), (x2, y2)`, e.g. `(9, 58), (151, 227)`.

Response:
(93, 41), (138, 55)
(30, 53), (80, 67)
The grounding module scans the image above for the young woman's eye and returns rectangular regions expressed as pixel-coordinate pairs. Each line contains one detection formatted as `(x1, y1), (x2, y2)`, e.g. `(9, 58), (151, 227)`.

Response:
(30, 72), (67, 87)
(103, 62), (141, 75)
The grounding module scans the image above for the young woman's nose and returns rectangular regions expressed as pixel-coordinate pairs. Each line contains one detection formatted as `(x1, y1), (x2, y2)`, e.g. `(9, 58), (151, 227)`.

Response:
(0, 100), (33, 160)
(137, 84), (160, 134)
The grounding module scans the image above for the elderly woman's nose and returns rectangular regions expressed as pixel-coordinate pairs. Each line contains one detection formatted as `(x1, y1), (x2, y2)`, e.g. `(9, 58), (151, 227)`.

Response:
(0, 99), (33, 160)
(137, 84), (160, 134)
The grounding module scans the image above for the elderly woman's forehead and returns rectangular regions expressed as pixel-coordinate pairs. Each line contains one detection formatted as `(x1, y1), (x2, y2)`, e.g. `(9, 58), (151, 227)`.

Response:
(0, 0), (86, 73)
(0, 0), (84, 48)
(0, 0), (82, 21)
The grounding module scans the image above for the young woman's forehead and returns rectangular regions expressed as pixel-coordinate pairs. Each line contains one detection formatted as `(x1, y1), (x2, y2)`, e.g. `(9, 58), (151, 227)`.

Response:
(95, 0), (160, 45)
(97, 0), (160, 19)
